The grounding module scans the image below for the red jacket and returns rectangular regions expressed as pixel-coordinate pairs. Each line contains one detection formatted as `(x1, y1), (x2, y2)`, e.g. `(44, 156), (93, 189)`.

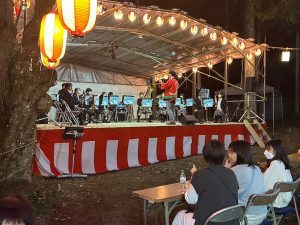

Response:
(161, 78), (179, 102)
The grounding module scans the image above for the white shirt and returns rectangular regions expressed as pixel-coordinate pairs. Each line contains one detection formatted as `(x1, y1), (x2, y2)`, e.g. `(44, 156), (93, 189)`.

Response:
(185, 183), (198, 204)
(264, 160), (293, 208)
(217, 98), (222, 110)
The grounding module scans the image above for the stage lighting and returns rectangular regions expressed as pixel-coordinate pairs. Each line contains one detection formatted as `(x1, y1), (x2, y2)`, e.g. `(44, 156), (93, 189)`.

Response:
(201, 27), (208, 36)
(180, 20), (188, 30)
(207, 62), (213, 69)
(239, 42), (245, 50)
(221, 36), (228, 45)
(227, 57), (233, 65)
(247, 52), (253, 60)
(114, 10), (123, 20)
(232, 37), (239, 46)
(168, 16), (176, 26)
(156, 16), (164, 26)
(281, 50), (290, 62)
(191, 25), (198, 35)
(128, 11), (137, 22)
(143, 14), (151, 24)
(255, 48), (262, 56)
(210, 32), (217, 41)
(178, 73), (182, 78)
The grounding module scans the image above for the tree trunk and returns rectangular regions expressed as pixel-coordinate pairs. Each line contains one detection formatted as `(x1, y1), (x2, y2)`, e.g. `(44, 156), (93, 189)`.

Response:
(0, 0), (56, 183)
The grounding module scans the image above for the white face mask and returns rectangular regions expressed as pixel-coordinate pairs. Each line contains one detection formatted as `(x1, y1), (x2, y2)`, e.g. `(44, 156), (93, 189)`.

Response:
(264, 150), (274, 160)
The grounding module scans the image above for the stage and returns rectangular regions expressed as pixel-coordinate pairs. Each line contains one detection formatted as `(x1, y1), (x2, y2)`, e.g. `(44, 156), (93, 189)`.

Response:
(33, 122), (253, 177)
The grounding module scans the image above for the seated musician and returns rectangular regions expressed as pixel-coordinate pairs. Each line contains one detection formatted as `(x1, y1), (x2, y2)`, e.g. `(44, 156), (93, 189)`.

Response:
(73, 88), (82, 106)
(214, 93), (226, 123)
(99, 92), (111, 122)
(61, 83), (84, 125)
(58, 83), (67, 101)
(157, 96), (167, 123)
(194, 94), (204, 123)
(137, 92), (152, 122)
(176, 94), (187, 120)
(84, 88), (100, 123)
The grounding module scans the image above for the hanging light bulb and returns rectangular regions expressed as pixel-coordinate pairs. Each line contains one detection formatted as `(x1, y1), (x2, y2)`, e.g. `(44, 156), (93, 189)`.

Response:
(207, 62), (213, 69)
(143, 13), (151, 24)
(178, 73), (182, 78)
(255, 48), (262, 56)
(221, 36), (228, 45)
(156, 16), (164, 26)
(20, 0), (30, 9)
(180, 20), (188, 30)
(281, 50), (290, 62)
(164, 74), (168, 80)
(210, 32), (217, 41)
(247, 52), (253, 60)
(227, 57), (233, 65)
(128, 11), (137, 22)
(56, 0), (97, 37)
(191, 25), (198, 35)
(239, 42), (245, 50)
(201, 27), (208, 36)
(114, 10), (124, 20)
(168, 16), (176, 26)
(192, 67), (198, 73)
(232, 37), (239, 46)
(97, 3), (106, 15)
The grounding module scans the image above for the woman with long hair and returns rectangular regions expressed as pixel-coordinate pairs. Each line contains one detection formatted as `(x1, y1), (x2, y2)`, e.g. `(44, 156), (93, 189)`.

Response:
(263, 139), (293, 209)
(225, 140), (267, 225)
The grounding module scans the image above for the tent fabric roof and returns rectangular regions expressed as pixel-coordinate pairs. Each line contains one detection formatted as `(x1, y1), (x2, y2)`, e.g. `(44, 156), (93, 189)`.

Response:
(56, 64), (148, 86)
(62, 0), (264, 79)
(215, 83), (275, 96)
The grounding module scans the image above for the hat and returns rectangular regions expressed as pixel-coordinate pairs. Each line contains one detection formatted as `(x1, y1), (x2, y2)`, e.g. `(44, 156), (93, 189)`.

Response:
(168, 70), (176, 77)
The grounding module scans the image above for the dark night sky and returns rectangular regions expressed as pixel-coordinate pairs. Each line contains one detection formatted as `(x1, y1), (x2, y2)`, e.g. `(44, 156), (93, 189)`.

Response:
(122, 0), (298, 119)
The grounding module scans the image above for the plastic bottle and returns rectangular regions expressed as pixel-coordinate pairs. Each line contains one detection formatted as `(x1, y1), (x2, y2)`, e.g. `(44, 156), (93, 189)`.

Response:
(180, 170), (186, 194)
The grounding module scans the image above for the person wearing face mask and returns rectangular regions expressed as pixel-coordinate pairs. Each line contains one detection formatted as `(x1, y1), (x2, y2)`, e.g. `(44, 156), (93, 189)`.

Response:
(225, 141), (267, 225)
(263, 139), (293, 209)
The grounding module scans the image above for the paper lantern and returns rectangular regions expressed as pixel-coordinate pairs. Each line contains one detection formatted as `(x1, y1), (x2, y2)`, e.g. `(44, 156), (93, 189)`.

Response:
(191, 26), (198, 35)
(143, 14), (151, 24)
(39, 13), (67, 63)
(128, 11), (137, 22)
(168, 16), (176, 26)
(56, 0), (97, 37)
(201, 27), (208, 36)
(221, 36), (228, 45)
(41, 54), (60, 69)
(210, 32), (217, 41)
(180, 20), (187, 30)
(156, 16), (164, 26)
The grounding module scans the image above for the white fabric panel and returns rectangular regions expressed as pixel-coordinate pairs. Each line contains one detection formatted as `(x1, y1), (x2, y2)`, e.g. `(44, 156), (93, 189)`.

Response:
(211, 135), (219, 140)
(106, 140), (119, 171)
(148, 138), (158, 164)
(238, 134), (245, 140)
(166, 137), (176, 160)
(198, 135), (205, 154)
(183, 136), (192, 157)
(224, 135), (232, 150)
(36, 144), (53, 176)
(127, 139), (140, 167)
(81, 141), (96, 174)
(54, 143), (69, 174)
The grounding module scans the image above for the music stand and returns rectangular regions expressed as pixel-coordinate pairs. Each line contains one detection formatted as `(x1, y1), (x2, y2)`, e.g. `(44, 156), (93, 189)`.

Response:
(58, 127), (87, 178)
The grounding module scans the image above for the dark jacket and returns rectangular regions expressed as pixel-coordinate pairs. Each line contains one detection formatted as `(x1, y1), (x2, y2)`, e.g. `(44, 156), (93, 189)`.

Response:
(62, 91), (75, 110)
(191, 165), (239, 225)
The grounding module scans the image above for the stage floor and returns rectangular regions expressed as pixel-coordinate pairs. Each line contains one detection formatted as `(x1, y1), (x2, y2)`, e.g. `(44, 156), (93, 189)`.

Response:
(36, 121), (244, 129)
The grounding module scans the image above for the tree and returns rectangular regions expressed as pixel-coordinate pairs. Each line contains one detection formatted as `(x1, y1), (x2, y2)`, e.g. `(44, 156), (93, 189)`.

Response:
(0, 0), (56, 182)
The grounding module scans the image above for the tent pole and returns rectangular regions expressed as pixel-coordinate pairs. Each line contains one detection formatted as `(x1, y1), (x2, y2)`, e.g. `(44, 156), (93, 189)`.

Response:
(273, 91), (275, 134)
(281, 96), (284, 128)
(263, 47), (267, 122)
(224, 61), (228, 100)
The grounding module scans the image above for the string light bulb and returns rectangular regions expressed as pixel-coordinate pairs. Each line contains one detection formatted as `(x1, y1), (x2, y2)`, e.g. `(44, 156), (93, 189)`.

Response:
(191, 25), (198, 35)
(178, 73), (182, 78)
(221, 36), (228, 45)
(156, 16), (164, 26)
(180, 20), (188, 30)
(97, 4), (106, 15)
(164, 74), (168, 80)
(128, 11), (137, 22)
(210, 32), (217, 41)
(255, 48), (262, 56)
(232, 37), (239, 46)
(227, 57), (233, 65)
(247, 52), (253, 60)
(239, 42), (245, 50)
(168, 16), (176, 26)
(114, 10), (123, 20)
(281, 50), (290, 62)
(201, 27), (208, 36)
(207, 62), (213, 69)
(143, 13), (151, 24)
(192, 67), (198, 73)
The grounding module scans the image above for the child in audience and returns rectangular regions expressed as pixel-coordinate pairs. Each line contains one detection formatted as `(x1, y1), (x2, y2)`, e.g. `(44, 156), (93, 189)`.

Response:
(225, 140), (267, 225)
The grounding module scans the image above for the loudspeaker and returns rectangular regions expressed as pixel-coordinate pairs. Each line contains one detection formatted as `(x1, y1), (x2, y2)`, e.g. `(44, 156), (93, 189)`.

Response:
(179, 115), (198, 125)
(245, 77), (256, 92)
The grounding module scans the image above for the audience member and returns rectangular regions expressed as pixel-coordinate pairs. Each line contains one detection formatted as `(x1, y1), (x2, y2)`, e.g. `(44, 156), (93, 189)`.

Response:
(225, 140), (267, 225)
(172, 140), (239, 225)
